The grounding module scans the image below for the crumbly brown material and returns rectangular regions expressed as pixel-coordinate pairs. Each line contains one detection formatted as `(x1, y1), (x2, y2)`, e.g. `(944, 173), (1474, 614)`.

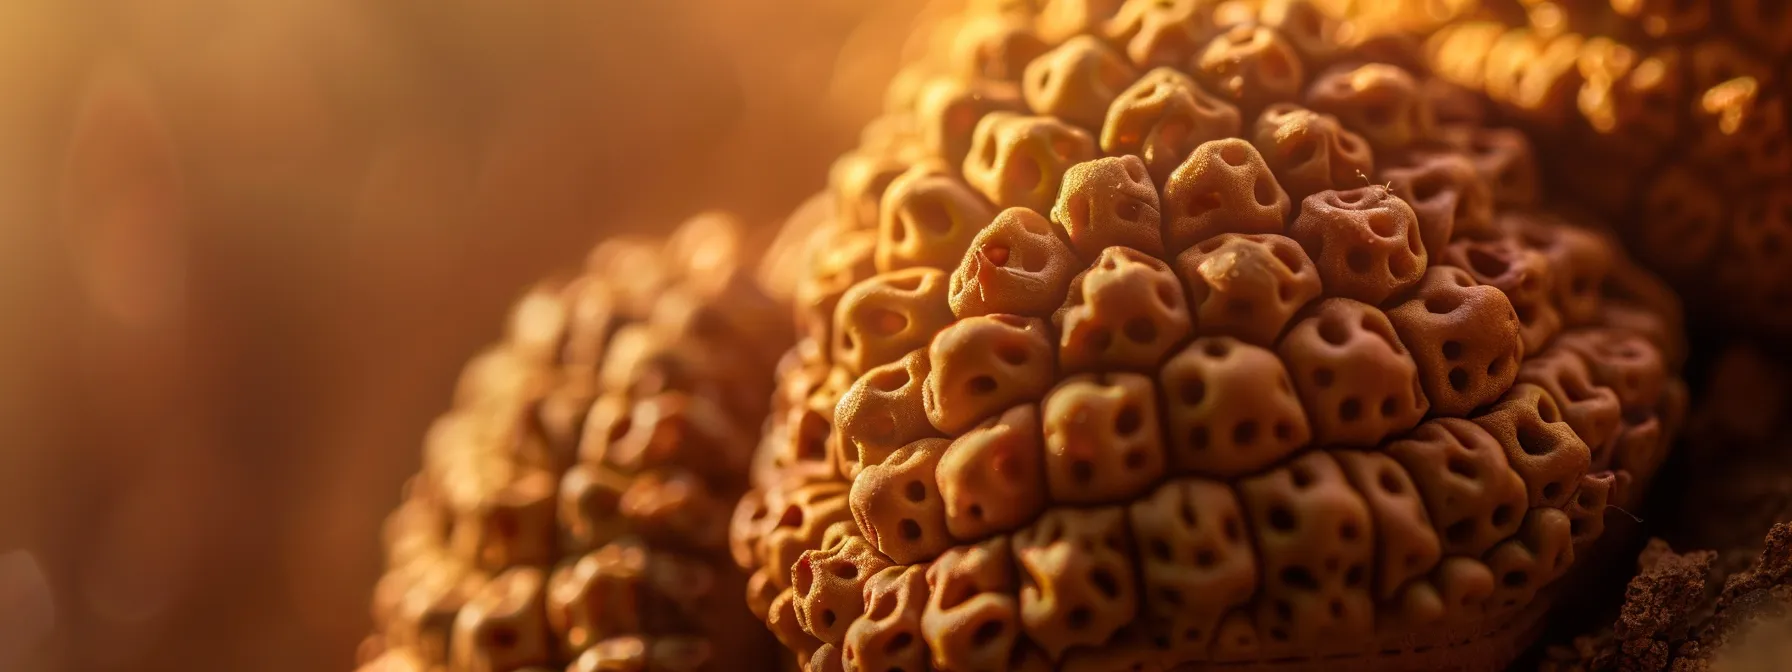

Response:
(1539, 524), (1792, 672)
(1413, 0), (1792, 335)
(355, 215), (788, 672)
(735, 2), (1686, 670)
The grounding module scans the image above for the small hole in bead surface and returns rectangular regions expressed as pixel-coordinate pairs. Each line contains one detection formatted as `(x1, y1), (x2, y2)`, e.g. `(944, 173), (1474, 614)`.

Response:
(1447, 456), (1476, 479)
(996, 343), (1030, 366)
(1234, 421), (1260, 446)
(1379, 470), (1403, 493)
(1092, 568), (1121, 598)
(982, 243), (1011, 267)
(1492, 505), (1513, 527)
(1269, 507), (1297, 532)
(1368, 212), (1397, 237)
(1008, 155), (1043, 192)
(873, 368), (911, 392)
(1220, 143), (1249, 166)
(911, 197), (955, 236)
(1466, 247), (1510, 279)
(1543, 481), (1564, 501)
(1116, 405), (1143, 435)
(973, 620), (1004, 646)
(1073, 460), (1095, 483)
(899, 519), (922, 540)
(1285, 135), (1318, 166)
(1125, 316), (1158, 343)
(1203, 339), (1231, 357)
(1446, 520), (1474, 544)
(1291, 465), (1313, 488)
(1116, 199), (1143, 222)
(1069, 607), (1093, 629)
(1318, 317), (1351, 345)
(1339, 397), (1363, 421)
(834, 562), (860, 581)
(887, 632), (913, 654)
(1380, 396), (1397, 416)
(1255, 177), (1278, 206)
(1313, 367), (1335, 387)
(905, 481), (928, 502)
(1187, 191), (1224, 217)
(1426, 294), (1462, 315)
(1180, 377), (1207, 405)
(967, 375), (998, 395)
(1448, 367), (1469, 392)
(1190, 426), (1211, 451)
(1281, 566), (1319, 590)
(1346, 249), (1373, 274)
(1518, 425), (1554, 456)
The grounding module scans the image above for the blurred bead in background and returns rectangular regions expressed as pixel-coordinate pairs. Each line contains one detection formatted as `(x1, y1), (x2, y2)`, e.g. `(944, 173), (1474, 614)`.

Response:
(0, 0), (934, 670)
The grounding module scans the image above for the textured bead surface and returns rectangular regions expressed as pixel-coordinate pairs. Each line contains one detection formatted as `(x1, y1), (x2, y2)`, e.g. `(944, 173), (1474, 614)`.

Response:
(735, 5), (1686, 670)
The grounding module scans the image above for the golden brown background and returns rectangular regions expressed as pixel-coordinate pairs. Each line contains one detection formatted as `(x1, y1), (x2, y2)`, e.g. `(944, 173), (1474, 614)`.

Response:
(0, 0), (936, 669)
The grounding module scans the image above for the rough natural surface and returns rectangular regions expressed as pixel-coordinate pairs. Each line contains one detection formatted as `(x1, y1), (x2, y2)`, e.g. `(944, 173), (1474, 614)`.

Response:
(1539, 524), (1792, 672)
(354, 215), (789, 672)
(733, 2), (1687, 670)
(1411, 0), (1792, 335)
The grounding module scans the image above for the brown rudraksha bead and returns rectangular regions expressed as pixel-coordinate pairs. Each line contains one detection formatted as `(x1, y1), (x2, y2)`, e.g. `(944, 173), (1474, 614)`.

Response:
(1380, 148), (1495, 257)
(1385, 266), (1523, 417)
(733, 6), (1686, 670)
(1288, 187), (1428, 305)
(1013, 506), (1139, 657)
(1195, 24), (1308, 114)
(1041, 373), (1167, 503)
(922, 538), (1023, 670)
(1174, 233), (1323, 346)
(949, 206), (1081, 319)
(1102, 67), (1244, 185)
(923, 314), (1056, 434)
(1053, 246), (1192, 372)
(1159, 337), (1310, 477)
(1161, 138), (1291, 253)
(841, 566), (932, 672)
(1473, 383), (1593, 510)
(1251, 103), (1377, 205)
(1128, 478), (1257, 656)
(832, 269), (955, 375)
(792, 535), (894, 645)
(833, 351), (942, 478)
(875, 162), (999, 274)
(1023, 35), (1140, 131)
(1385, 419), (1528, 557)
(937, 405), (1051, 540)
(850, 439), (954, 564)
(363, 215), (780, 672)
(1306, 63), (1437, 153)
(963, 112), (1098, 214)
(1051, 155), (1165, 258)
(1239, 452), (1376, 655)
(1278, 299), (1428, 446)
